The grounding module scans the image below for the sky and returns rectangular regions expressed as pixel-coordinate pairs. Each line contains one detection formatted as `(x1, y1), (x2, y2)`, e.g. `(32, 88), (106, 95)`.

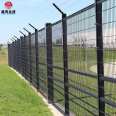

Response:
(0, 0), (94, 44)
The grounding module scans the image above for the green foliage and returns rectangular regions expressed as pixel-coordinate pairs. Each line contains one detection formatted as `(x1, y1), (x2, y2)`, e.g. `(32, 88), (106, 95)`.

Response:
(0, 44), (3, 51)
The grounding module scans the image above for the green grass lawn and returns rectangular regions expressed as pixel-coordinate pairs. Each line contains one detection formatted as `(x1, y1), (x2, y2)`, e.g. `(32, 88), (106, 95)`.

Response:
(0, 48), (53, 116)
(0, 48), (8, 64)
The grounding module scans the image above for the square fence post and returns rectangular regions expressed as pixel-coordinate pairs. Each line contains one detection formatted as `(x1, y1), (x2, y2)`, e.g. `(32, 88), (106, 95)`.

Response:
(20, 36), (23, 76)
(19, 38), (21, 74)
(24, 35), (26, 79)
(35, 29), (39, 89)
(12, 42), (15, 69)
(17, 39), (20, 72)
(10, 43), (13, 67)
(62, 14), (69, 116)
(15, 40), (17, 70)
(29, 33), (32, 83)
(16, 40), (18, 71)
(46, 23), (53, 103)
(95, 0), (105, 115)
(11, 43), (13, 67)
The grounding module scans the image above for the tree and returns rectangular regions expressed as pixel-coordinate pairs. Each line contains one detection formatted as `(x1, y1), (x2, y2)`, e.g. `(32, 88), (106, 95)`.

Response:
(0, 44), (3, 51)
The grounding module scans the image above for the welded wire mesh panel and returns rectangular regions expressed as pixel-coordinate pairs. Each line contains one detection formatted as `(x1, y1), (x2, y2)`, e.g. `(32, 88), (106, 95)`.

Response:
(38, 29), (47, 97)
(67, 6), (99, 115)
(31, 33), (37, 87)
(52, 22), (65, 112)
(102, 0), (116, 115)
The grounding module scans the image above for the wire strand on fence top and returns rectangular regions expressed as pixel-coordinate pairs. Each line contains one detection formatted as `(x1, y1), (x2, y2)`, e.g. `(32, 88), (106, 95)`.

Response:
(14, 35), (19, 40)
(23, 28), (31, 34)
(19, 31), (25, 36)
(29, 23), (37, 30)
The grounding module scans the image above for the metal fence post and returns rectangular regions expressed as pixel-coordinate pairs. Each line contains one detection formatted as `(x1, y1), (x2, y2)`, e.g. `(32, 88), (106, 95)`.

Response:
(95, 0), (105, 115)
(20, 36), (23, 76)
(24, 35), (26, 78)
(52, 4), (69, 115)
(15, 40), (18, 71)
(29, 33), (32, 83)
(35, 29), (39, 89)
(12, 42), (14, 68)
(15, 40), (17, 70)
(62, 14), (69, 116)
(19, 37), (21, 73)
(17, 39), (20, 72)
(46, 23), (53, 103)
(10, 43), (12, 67)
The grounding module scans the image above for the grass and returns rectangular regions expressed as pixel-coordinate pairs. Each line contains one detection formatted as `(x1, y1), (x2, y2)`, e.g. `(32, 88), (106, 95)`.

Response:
(0, 48), (8, 64)
(0, 48), (53, 116)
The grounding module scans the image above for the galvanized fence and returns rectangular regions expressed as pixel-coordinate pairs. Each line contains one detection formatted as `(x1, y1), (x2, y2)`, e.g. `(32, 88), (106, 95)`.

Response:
(8, 0), (116, 115)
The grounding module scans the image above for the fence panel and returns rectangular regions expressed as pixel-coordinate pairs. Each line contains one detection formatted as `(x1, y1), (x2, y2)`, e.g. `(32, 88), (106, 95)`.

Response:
(67, 5), (99, 116)
(38, 28), (48, 97)
(52, 22), (65, 113)
(24, 36), (30, 81)
(102, 0), (116, 115)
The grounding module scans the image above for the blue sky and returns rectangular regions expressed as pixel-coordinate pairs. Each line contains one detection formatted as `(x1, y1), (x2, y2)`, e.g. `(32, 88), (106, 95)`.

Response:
(0, 0), (94, 44)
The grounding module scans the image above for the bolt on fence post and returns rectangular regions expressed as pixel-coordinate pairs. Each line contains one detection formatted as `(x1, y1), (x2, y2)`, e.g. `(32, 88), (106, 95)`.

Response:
(62, 13), (69, 116)
(46, 23), (53, 103)
(95, 0), (105, 115)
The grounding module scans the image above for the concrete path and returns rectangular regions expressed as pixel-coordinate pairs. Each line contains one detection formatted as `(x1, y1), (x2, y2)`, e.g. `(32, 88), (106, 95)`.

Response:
(90, 62), (116, 78)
